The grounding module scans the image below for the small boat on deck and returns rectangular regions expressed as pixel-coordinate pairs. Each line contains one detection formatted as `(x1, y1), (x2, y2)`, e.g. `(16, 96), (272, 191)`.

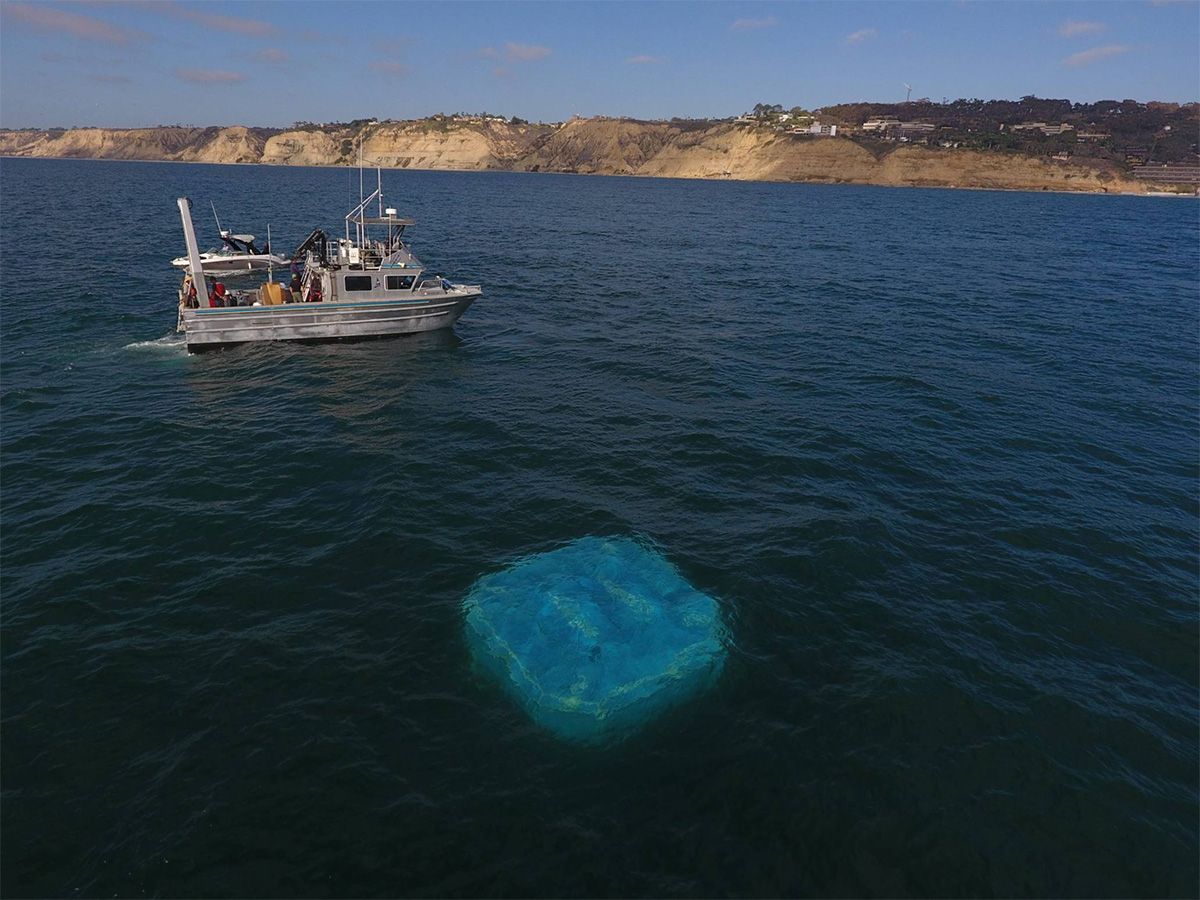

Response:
(170, 230), (288, 276)
(174, 174), (482, 353)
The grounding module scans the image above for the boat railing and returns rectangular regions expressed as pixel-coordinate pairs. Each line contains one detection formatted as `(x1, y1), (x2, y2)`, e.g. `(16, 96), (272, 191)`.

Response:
(345, 186), (382, 226)
(345, 184), (383, 247)
(299, 252), (317, 300)
(417, 276), (448, 292)
(330, 239), (391, 268)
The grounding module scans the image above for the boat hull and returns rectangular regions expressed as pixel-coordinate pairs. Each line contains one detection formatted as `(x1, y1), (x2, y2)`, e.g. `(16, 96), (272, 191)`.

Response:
(179, 292), (480, 353)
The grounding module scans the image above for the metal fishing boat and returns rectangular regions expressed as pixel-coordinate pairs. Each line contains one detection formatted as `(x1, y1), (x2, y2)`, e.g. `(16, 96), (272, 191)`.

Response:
(174, 175), (482, 353)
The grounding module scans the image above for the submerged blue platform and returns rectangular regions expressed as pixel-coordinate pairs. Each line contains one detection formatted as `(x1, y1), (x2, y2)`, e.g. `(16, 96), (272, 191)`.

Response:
(463, 537), (726, 742)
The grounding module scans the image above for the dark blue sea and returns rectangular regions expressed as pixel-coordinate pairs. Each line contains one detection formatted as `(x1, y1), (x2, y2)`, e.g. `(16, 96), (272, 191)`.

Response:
(2, 157), (1197, 898)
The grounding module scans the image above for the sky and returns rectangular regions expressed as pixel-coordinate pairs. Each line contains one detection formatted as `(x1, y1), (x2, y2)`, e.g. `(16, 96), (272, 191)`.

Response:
(0, 1), (1197, 129)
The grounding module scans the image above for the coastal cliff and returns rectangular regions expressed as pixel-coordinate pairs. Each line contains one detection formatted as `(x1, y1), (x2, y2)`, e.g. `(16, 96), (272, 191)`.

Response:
(0, 119), (1154, 193)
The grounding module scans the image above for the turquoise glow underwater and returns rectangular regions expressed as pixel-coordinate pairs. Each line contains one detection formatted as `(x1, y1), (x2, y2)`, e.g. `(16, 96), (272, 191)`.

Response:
(463, 537), (727, 742)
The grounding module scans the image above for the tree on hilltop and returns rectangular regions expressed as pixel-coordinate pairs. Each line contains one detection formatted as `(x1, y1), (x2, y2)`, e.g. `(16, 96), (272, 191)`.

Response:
(752, 103), (784, 119)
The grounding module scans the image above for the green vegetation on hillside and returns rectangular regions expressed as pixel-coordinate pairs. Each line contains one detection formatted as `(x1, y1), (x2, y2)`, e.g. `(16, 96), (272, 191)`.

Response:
(815, 96), (1198, 165)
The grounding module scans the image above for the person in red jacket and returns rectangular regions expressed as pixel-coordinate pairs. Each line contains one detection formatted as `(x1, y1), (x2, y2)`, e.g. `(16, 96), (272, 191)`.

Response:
(212, 282), (228, 307)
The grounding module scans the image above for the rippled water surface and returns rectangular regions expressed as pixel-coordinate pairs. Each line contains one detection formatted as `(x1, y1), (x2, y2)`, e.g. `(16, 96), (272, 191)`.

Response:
(2, 158), (1197, 898)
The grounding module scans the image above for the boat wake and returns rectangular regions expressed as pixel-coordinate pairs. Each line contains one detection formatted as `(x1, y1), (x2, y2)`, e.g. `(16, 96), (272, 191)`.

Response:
(124, 334), (188, 355)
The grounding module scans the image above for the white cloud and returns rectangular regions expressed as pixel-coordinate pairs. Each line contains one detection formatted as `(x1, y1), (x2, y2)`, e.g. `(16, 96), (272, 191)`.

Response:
(625, 55), (665, 65)
(250, 48), (289, 64)
(2, 2), (149, 45)
(372, 38), (412, 59)
(729, 16), (778, 32)
(845, 28), (877, 45)
(367, 61), (413, 77)
(504, 42), (551, 61)
(1063, 44), (1131, 67)
(478, 42), (551, 63)
(174, 68), (249, 84)
(1058, 20), (1108, 38)
(147, 1), (276, 38)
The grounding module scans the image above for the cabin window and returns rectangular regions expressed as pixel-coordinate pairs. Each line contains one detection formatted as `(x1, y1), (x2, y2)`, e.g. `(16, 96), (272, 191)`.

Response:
(344, 275), (374, 292)
(386, 275), (415, 290)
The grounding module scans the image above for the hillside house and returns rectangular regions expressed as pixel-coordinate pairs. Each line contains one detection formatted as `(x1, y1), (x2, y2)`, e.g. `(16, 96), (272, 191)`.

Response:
(897, 122), (936, 139)
(862, 117), (900, 132)
(1011, 122), (1075, 136)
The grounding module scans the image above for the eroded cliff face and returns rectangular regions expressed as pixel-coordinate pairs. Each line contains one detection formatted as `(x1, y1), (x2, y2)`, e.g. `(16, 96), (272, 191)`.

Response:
(257, 122), (526, 170)
(363, 123), (506, 170)
(0, 125), (264, 164)
(516, 118), (676, 174)
(0, 120), (1151, 193)
(638, 124), (1141, 192)
(260, 130), (341, 167)
(179, 126), (265, 164)
(0, 126), (208, 160)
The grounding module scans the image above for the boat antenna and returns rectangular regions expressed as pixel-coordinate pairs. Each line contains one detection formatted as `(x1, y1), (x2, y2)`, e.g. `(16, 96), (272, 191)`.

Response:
(377, 166), (382, 217)
(358, 132), (364, 247)
(267, 223), (274, 283)
(211, 200), (222, 235)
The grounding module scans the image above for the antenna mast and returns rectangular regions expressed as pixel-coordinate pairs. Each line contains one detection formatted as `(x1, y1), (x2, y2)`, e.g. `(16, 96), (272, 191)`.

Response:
(358, 133), (364, 246)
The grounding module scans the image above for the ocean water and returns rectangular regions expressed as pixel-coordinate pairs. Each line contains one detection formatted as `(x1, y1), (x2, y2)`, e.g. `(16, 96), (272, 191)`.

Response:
(1, 157), (1196, 898)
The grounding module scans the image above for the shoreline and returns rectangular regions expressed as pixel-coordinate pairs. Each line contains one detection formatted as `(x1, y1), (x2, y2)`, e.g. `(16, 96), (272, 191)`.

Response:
(2, 153), (1188, 198)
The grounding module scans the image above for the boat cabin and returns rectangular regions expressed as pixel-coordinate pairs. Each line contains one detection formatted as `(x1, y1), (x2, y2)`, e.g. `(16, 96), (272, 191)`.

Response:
(295, 181), (447, 302)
